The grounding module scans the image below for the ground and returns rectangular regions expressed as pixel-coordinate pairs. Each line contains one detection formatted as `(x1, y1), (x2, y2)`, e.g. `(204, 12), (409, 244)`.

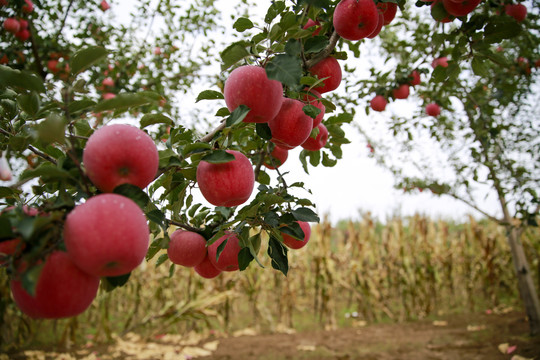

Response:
(4, 311), (540, 359)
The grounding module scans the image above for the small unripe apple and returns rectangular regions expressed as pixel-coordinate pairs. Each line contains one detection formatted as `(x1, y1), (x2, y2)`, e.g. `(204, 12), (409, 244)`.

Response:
(196, 150), (255, 207)
(392, 84), (410, 100)
(333, 0), (379, 41)
(281, 221), (311, 250)
(301, 89), (325, 128)
(269, 98), (314, 149)
(426, 103), (441, 117)
(505, 3), (527, 22)
(83, 124), (159, 193)
(208, 232), (242, 272)
(224, 65), (284, 123)
(301, 123), (328, 152)
(10, 251), (100, 319)
(167, 230), (207, 267)
(194, 254), (222, 279)
(370, 95), (387, 112)
(63, 193), (150, 277)
(3, 18), (20, 34)
(308, 57), (342, 94)
(264, 145), (289, 170)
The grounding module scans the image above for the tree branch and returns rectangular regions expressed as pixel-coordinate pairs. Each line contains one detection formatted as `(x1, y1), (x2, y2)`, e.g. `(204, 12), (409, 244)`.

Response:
(305, 30), (340, 69)
(199, 120), (226, 143)
(168, 219), (204, 234)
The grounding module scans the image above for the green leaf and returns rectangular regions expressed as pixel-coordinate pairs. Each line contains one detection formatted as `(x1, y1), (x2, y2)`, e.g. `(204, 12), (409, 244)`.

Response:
(226, 104), (250, 126)
(201, 150), (235, 164)
(155, 253), (169, 268)
(221, 41), (250, 71)
(17, 92), (40, 117)
(304, 36), (329, 54)
(484, 19), (521, 43)
(285, 39), (302, 57)
(140, 113), (173, 128)
(268, 236), (288, 276)
(20, 163), (72, 182)
(0, 65), (45, 93)
(265, 54), (302, 89)
(292, 207), (320, 222)
(146, 209), (167, 228)
(471, 57), (489, 77)
(182, 142), (213, 157)
(196, 90), (225, 102)
(113, 184), (150, 209)
(94, 93), (156, 112)
(322, 151), (337, 167)
(68, 99), (97, 114)
(102, 273), (131, 292)
(0, 186), (20, 199)
(303, 104), (321, 119)
(36, 113), (66, 145)
(71, 46), (108, 75)
(216, 107), (230, 117)
(9, 135), (30, 152)
(258, 170), (271, 185)
(256, 123), (272, 140)
(233, 17), (254, 32)
(215, 238), (228, 262)
(238, 247), (254, 271)
(21, 263), (45, 297)
(265, 1), (286, 23)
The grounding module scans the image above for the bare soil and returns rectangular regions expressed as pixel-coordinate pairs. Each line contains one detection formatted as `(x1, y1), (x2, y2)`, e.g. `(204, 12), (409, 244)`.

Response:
(4, 311), (540, 360)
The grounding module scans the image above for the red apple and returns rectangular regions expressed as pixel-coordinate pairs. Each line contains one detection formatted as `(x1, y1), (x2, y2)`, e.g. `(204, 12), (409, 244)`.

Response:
(301, 123), (328, 152)
(63, 193), (150, 277)
(83, 124), (159, 193)
(47, 59), (61, 74)
(432, 56), (449, 68)
(443, 0), (481, 17)
(333, 0), (379, 41)
(167, 230), (207, 267)
(208, 232), (241, 272)
(0, 0), (7, 7)
(0, 54), (8, 65)
(505, 3), (527, 22)
(196, 150), (255, 207)
(10, 251), (100, 319)
(102, 77), (114, 87)
(368, 12), (385, 39)
(268, 98), (314, 149)
(281, 221), (311, 250)
(100, 0), (110, 11)
(409, 70), (421, 86)
(18, 19), (28, 29)
(308, 57), (342, 94)
(0, 156), (12, 181)
(21, 0), (33, 13)
(102, 92), (116, 100)
(392, 84), (410, 99)
(303, 18), (321, 36)
(15, 29), (30, 41)
(370, 95), (387, 112)
(264, 145), (289, 169)
(431, 0), (455, 22)
(224, 65), (284, 123)
(426, 102), (441, 117)
(3, 18), (20, 34)
(194, 253), (221, 279)
(378, 2), (398, 25)
(301, 89), (325, 128)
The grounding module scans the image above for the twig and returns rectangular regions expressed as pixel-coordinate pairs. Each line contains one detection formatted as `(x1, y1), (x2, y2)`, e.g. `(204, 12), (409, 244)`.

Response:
(56, 0), (76, 40)
(305, 30), (340, 69)
(199, 120), (226, 143)
(168, 219), (203, 234)
(28, 145), (57, 165)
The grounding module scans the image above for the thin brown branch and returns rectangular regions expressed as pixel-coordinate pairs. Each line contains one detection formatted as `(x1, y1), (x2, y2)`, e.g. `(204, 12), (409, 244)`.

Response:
(305, 30), (340, 69)
(168, 219), (203, 234)
(199, 120), (226, 143)
(28, 145), (57, 165)
(28, 19), (46, 79)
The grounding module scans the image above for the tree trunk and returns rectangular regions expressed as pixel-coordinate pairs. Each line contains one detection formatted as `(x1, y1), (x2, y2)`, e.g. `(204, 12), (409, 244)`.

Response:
(506, 225), (540, 335)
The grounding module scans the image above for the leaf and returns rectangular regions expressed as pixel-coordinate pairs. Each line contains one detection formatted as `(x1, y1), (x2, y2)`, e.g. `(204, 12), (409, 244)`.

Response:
(0, 186), (20, 199)
(265, 54), (302, 89)
(140, 113), (173, 128)
(196, 90), (225, 102)
(182, 142), (212, 157)
(71, 46), (108, 75)
(94, 92), (156, 112)
(68, 99), (97, 114)
(233, 17), (254, 32)
(484, 19), (521, 43)
(471, 57), (489, 77)
(201, 150), (235, 164)
(113, 184), (150, 209)
(20, 163), (72, 182)
(155, 253), (169, 268)
(215, 238), (228, 262)
(322, 152), (337, 167)
(292, 207), (320, 222)
(0, 65), (45, 93)
(226, 104), (250, 126)
(103, 273), (131, 292)
(238, 247), (254, 271)
(21, 263), (45, 297)
(17, 92), (40, 117)
(303, 104), (321, 119)
(256, 123), (272, 140)
(221, 41), (250, 71)
(265, 1), (286, 23)
(304, 36), (329, 54)
(146, 209), (167, 228)
(285, 39), (302, 57)
(268, 236), (288, 276)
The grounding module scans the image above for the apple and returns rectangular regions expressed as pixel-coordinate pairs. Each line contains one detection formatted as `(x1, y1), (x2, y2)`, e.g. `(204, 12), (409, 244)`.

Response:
(432, 56), (449, 68)
(102, 92), (116, 100)
(442, 0), (481, 17)
(0, 205), (38, 264)
(207, 232), (242, 272)
(63, 193), (150, 277)
(264, 145), (289, 169)
(301, 88), (325, 128)
(21, 0), (33, 13)
(303, 18), (321, 36)
(281, 221), (311, 250)
(0, 156), (12, 181)
(18, 19), (28, 29)
(0, 0), (7, 6)
(224, 65), (283, 123)
(3, 18), (20, 34)
(83, 124), (159, 193)
(194, 253), (221, 279)
(370, 95), (387, 112)
(302, 123), (328, 152)
(392, 84), (410, 99)
(378, 2), (398, 25)
(0, 54), (8, 65)
(15, 29), (30, 41)
(409, 70), (421, 86)
(426, 103), (441, 117)
(196, 150), (255, 207)
(505, 3), (527, 22)
(102, 77), (114, 87)
(431, 0), (455, 22)
(167, 230), (207, 267)
(333, 0), (379, 41)
(10, 251), (100, 319)
(308, 57), (342, 94)
(268, 98), (314, 149)
(367, 12), (384, 39)
(100, 0), (110, 11)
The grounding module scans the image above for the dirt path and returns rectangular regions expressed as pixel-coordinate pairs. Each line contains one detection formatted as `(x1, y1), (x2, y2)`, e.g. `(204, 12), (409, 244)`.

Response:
(5, 311), (540, 359)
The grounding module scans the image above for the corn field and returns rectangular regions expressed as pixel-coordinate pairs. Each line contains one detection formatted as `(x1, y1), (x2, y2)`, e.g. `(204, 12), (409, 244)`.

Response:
(1, 214), (539, 352)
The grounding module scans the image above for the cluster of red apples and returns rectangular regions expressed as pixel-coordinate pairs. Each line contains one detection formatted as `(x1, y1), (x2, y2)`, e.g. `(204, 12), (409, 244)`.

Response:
(427, 0), (527, 24)
(1, 0), (34, 42)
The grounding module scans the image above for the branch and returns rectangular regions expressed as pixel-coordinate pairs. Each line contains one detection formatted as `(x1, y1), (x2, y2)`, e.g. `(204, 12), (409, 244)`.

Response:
(28, 145), (57, 165)
(28, 19), (46, 79)
(447, 192), (506, 225)
(199, 120), (226, 143)
(305, 30), (340, 69)
(56, 0), (76, 40)
(168, 219), (204, 234)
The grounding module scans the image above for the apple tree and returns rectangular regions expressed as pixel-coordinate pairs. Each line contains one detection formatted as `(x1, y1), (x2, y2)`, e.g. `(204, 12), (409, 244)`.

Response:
(345, 0), (540, 334)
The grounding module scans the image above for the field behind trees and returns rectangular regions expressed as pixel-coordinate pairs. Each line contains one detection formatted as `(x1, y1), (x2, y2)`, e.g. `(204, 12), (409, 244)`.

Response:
(1, 213), (538, 354)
